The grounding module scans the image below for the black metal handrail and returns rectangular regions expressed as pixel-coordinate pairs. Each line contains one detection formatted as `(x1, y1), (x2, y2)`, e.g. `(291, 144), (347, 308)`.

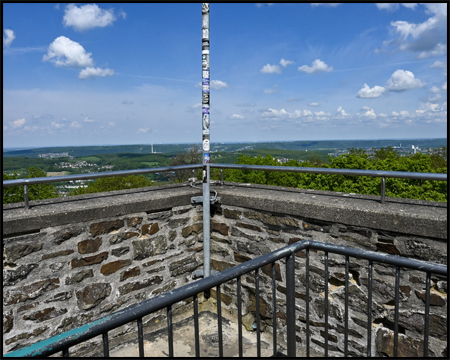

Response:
(4, 239), (446, 357)
(3, 163), (447, 209)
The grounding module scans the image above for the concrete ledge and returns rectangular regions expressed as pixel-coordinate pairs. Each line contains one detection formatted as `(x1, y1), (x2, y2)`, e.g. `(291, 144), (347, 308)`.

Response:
(217, 182), (447, 240)
(3, 184), (201, 236)
(3, 181), (447, 240)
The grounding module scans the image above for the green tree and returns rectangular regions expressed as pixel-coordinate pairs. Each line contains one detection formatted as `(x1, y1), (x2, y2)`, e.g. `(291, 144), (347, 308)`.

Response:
(3, 167), (58, 204)
(69, 175), (154, 195)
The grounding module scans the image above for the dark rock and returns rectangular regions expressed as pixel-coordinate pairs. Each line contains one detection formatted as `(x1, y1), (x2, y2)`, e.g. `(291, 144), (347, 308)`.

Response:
(4, 242), (42, 263)
(49, 262), (65, 273)
(3, 310), (13, 334)
(415, 290), (446, 306)
(111, 246), (130, 257)
(276, 284), (312, 301)
(359, 277), (409, 301)
(169, 230), (177, 242)
(172, 206), (191, 215)
(120, 266), (141, 281)
(210, 288), (233, 305)
(310, 337), (339, 352)
(210, 242), (229, 257)
(152, 280), (177, 296)
(3, 264), (39, 286)
(3, 278), (60, 306)
(127, 216), (143, 227)
(53, 227), (83, 245)
(118, 276), (163, 295)
(45, 291), (73, 303)
(76, 283), (111, 310)
(376, 327), (427, 357)
(4, 326), (48, 345)
(132, 235), (167, 260)
(169, 257), (198, 276)
(124, 232), (139, 239)
(142, 223), (160, 235)
(23, 307), (67, 322)
(77, 238), (102, 254)
(143, 259), (163, 267)
(320, 330), (338, 343)
(223, 208), (241, 219)
(236, 240), (271, 256)
(147, 210), (172, 220)
(231, 227), (263, 242)
(211, 221), (229, 235)
(66, 269), (93, 285)
(167, 218), (190, 229)
(182, 223), (203, 238)
(249, 293), (272, 319)
(234, 252), (252, 263)
(101, 259), (132, 276)
(376, 239), (400, 255)
(261, 262), (282, 281)
(313, 298), (343, 321)
(42, 249), (75, 260)
(146, 266), (165, 275)
(90, 220), (124, 236)
(236, 222), (263, 232)
(56, 314), (93, 333)
(71, 252), (108, 268)
(17, 302), (39, 313)
(211, 259), (235, 272)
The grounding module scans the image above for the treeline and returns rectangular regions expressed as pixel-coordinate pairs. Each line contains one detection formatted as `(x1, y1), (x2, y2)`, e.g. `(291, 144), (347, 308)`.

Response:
(3, 147), (447, 204)
(212, 146), (447, 202)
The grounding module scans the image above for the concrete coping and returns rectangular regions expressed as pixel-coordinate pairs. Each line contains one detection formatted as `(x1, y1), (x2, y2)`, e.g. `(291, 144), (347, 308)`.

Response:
(3, 181), (447, 240)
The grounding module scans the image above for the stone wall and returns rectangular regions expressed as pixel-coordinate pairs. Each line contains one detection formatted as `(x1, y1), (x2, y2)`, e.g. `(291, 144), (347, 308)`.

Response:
(2, 182), (447, 357)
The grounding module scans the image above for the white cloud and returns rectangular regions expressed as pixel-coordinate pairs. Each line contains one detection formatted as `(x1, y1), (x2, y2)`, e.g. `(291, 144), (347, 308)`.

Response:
(385, 69), (425, 91)
(210, 80), (228, 90)
(430, 86), (441, 94)
(63, 4), (120, 31)
(337, 106), (348, 116)
(416, 44), (446, 59)
(260, 64), (281, 74)
(361, 108), (376, 119)
(256, 3), (275, 8)
(378, 113), (388, 117)
(70, 121), (81, 129)
(43, 36), (94, 68)
(356, 83), (386, 98)
(401, 3), (418, 10)
(79, 67), (114, 79)
(314, 111), (330, 117)
(51, 122), (64, 129)
(260, 108), (289, 118)
(3, 29), (15, 48)
(442, 82), (447, 91)
(10, 118), (26, 129)
(263, 85), (279, 94)
(430, 60), (447, 69)
(138, 127), (151, 133)
(109, 122), (115, 126)
(83, 117), (94, 122)
(279, 58), (294, 67)
(298, 59), (333, 74)
(231, 114), (245, 119)
(308, 102), (320, 107)
(376, 3), (399, 11)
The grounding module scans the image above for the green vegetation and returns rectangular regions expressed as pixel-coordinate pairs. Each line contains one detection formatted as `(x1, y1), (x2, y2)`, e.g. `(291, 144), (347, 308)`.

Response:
(69, 175), (155, 195)
(214, 147), (447, 202)
(3, 167), (58, 204)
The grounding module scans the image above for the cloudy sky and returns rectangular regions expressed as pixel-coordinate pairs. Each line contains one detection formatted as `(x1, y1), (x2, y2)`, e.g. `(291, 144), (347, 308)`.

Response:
(3, 3), (447, 148)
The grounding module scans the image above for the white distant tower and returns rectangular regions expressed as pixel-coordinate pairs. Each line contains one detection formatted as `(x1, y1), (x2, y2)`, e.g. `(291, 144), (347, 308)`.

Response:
(151, 143), (154, 153)
(412, 145), (416, 154)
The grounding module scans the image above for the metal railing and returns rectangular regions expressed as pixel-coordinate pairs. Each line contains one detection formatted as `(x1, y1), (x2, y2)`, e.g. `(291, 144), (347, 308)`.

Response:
(4, 239), (446, 358)
(3, 163), (447, 209)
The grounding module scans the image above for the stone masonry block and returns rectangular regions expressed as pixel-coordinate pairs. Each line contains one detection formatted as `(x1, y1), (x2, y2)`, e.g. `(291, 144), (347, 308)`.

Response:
(77, 237), (102, 254)
(90, 220), (124, 236)
(71, 252), (108, 269)
(76, 283), (112, 310)
(101, 259), (132, 276)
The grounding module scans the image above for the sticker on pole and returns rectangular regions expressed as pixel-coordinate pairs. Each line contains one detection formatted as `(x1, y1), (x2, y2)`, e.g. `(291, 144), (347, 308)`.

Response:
(202, 105), (209, 113)
(202, 3), (209, 13)
(203, 113), (210, 129)
(203, 153), (210, 164)
(202, 28), (209, 40)
(202, 40), (209, 50)
(202, 78), (210, 86)
(202, 70), (209, 79)
(203, 139), (210, 151)
(203, 129), (209, 135)
(202, 55), (209, 69)
(202, 92), (209, 104)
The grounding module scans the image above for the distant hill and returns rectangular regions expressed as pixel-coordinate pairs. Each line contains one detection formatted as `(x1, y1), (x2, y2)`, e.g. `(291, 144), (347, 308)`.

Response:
(3, 138), (447, 158)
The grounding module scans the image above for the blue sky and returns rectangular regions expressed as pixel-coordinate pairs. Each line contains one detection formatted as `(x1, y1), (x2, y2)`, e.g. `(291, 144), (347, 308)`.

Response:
(3, 3), (447, 148)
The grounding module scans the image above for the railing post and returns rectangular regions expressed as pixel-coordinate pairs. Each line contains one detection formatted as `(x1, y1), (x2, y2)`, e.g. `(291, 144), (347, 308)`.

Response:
(286, 253), (296, 357)
(220, 168), (223, 186)
(24, 184), (30, 209)
(380, 177), (386, 204)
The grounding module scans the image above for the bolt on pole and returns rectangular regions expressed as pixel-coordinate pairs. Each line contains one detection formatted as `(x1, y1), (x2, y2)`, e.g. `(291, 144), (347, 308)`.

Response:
(202, 3), (211, 279)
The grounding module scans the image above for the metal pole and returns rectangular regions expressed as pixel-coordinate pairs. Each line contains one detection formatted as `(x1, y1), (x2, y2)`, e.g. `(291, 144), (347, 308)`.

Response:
(381, 177), (386, 204)
(202, 3), (211, 279)
(24, 185), (30, 210)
